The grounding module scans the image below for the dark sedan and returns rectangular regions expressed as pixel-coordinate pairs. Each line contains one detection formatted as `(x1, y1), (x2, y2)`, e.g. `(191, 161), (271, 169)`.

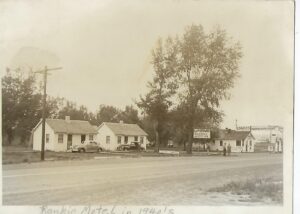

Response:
(117, 142), (144, 151)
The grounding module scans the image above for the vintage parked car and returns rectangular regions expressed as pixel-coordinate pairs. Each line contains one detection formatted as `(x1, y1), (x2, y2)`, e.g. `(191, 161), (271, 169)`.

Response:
(146, 141), (155, 148)
(71, 141), (103, 153)
(117, 142), (145, 151)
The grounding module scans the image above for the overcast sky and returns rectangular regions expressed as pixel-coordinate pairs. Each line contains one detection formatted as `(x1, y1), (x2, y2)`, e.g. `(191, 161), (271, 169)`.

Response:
(0, 0), (294, 129)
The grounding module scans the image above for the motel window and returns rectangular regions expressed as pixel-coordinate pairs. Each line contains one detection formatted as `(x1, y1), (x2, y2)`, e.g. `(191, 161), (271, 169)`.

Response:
(46, 134), (50, 143)
(117, 136), (122, 144)
(220, 140), (223, 146)
(58, 134), (63, 143)
(134, 136), (138, 141)
(124, 136), (128, 144)
(236, 140), (241, 146)
(106, 136), (110, 144)
(89, 134), (93, 141)
(140, 136), (144, 143)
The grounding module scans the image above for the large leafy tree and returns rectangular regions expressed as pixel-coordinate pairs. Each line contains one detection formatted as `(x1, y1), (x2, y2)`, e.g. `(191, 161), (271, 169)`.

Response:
(2, 68), (42, 144)
(57, 100), (93, 122)
(168, 100), (223, 150)
(2, 68), (94, 145)
(137, 38), (178, 152)
(138, 25), (242, 153)
(177, 25), (242, 153)
(118, 105), (140, 124)
(96, 105), (121, 124)
(95, 105), (141, 126)
(139, 115), (156, 143)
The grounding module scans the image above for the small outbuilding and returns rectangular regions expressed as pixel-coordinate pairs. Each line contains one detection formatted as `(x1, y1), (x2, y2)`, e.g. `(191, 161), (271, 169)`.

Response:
(97, 121), (148, 151)
(32, 116), (97, 152)
(209, 129), (255, 152)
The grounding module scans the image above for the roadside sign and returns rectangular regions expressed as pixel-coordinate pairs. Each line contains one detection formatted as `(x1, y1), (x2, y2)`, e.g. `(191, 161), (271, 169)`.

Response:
(193, 129), (210, 139)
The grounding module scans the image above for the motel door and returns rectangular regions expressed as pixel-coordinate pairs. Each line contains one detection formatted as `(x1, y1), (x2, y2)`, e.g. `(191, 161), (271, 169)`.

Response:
(67, 134), (72, 149)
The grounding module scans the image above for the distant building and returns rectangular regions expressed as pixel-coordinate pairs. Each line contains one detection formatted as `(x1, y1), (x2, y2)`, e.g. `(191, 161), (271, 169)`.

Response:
(209, 129), (255, 152)
(237, 125), (283, 152)
(97, 121), (148, 151)
(32, 116), (97, 152)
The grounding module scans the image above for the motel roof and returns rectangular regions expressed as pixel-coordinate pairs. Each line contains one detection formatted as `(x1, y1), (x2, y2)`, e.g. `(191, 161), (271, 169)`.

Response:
(214, 129), (254, 141)
(100, 122), (148, 136)
(33, 119), (97, 134)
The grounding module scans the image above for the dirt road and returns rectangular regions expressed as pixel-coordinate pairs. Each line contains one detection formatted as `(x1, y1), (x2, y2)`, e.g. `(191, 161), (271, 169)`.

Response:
(2, 153), (282, 205)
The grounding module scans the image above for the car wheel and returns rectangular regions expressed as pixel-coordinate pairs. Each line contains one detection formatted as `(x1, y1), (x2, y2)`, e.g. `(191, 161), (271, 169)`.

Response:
(98, 148), (102, 152)
(79, 148), (85, 153)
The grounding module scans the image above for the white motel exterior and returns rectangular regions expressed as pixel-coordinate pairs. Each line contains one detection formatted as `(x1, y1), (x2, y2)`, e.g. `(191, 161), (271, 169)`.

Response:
(209, 129), (256, 152)
(96, 122), (148, 151)
(32, 116), (98, 152)
(32, 117), (148, 152)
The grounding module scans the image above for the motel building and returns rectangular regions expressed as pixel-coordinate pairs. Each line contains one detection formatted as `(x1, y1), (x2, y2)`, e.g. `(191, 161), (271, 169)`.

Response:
(32, 117), (149, 152)
(193, 128), (255, 153)
(96, 121), (148, 151)
(32, 116), (97, 152)
(210, 129), (256, 152)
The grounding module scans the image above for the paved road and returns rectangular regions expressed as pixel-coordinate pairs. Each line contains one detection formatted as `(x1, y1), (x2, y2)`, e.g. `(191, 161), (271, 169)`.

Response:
(2, 153), (282, 205)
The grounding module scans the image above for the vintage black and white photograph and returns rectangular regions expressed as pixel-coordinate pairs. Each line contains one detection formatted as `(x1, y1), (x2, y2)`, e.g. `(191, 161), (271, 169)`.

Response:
(0, 0), (294, 213)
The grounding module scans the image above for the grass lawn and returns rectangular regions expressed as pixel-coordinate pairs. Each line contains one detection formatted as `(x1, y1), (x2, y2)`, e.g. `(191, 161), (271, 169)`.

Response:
(3, 145), (217, 164)
(207, 177), (283, 203)
(2, 145), (255, 165)
(2, 147), (146, 164)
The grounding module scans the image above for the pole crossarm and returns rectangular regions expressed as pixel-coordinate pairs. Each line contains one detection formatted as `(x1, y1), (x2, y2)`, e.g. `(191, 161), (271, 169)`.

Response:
(34, 67), (63, 74)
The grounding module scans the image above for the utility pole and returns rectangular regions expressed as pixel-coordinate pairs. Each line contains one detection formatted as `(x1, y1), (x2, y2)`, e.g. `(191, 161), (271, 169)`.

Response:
(35, 66), (62, 161)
